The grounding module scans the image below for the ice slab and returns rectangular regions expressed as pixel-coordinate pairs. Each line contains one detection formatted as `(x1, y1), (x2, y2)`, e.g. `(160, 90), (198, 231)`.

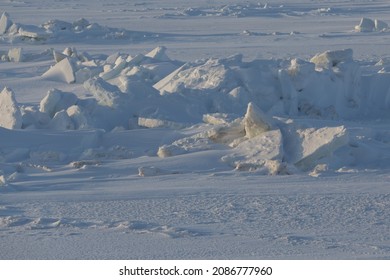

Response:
(67, 105), (90, 130)
(42, 58), (75, 84)
(145, 46), (171, 62)
(0, 12), (12, 34)
(291, 126), (349, 170)
(0, 87), (22, 129)
(310, 49), (353, 69)
(243, 102), (273, 138)
(375, 19), (388, 31)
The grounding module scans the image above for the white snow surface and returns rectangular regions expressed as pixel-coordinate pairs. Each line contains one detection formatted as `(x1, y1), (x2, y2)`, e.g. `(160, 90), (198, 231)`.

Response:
(1, 0), (390, 260)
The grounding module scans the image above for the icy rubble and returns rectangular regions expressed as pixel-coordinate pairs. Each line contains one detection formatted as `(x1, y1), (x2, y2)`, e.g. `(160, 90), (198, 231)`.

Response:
(1, 47), (24, 62)
(2, 45), (390, 175)
(310, 49), (353, 69)
(221, 129), (285, 174)
(157, 102), (352, 175)
(138, 117), (185, 129)
(158, 3), (313, 19)
(243, 102), (273, 138)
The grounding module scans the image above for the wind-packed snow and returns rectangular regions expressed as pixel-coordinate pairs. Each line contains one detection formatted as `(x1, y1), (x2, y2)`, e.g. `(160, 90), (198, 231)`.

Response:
(1, 0), (390, 260)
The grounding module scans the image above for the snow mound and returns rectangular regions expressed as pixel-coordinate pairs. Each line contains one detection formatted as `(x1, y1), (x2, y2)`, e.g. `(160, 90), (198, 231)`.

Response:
(0, 87), (22, 129)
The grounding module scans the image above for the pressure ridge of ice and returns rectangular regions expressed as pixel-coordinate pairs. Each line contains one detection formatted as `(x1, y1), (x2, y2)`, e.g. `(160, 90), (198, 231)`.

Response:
(1, 13), (390, 176)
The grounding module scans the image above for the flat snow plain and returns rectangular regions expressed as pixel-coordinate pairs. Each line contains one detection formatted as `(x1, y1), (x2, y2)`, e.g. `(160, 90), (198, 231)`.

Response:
(1, 0), (390, 259)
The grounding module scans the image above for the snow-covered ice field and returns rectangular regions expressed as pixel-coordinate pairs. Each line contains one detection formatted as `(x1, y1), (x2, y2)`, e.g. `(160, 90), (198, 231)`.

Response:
(1, 0), (390, 259)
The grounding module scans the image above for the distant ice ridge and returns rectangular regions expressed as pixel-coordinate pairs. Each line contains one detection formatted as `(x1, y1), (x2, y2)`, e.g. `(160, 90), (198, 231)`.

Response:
(0, 12), (156, 43)
(157, 3), (335, 19)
